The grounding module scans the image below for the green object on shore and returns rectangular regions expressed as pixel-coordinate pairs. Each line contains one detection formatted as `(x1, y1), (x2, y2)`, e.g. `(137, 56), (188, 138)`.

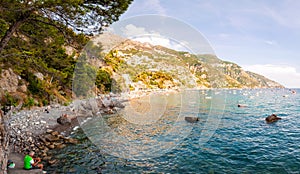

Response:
(8, 162), (15, 168)
(24, 155), (33, 169)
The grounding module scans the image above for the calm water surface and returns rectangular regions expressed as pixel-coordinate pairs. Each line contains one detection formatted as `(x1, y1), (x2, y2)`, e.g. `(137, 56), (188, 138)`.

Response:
(46, 89), (300, 174)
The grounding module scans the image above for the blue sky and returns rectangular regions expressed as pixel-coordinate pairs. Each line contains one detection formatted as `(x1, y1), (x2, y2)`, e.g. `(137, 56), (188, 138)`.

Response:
(119, 0), (300, 88)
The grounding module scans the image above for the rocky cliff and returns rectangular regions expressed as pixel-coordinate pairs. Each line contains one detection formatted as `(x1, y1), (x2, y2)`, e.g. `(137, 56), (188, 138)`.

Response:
(92, 34), (283, 91)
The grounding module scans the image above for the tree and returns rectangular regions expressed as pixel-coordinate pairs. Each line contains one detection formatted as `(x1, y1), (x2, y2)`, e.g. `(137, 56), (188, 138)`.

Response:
(95, 68), (112, 93)
(72, 53), (97, 98)
(0, 0), (133, 53)
(0, 1), (133, 172)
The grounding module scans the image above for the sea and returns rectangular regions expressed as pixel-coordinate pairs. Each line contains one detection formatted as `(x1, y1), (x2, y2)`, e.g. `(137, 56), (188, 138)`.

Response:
(45, 88), (300, 174)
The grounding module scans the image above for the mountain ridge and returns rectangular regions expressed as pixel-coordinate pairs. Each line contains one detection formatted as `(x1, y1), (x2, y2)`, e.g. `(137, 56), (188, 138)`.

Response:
(91, 33), (284, 91)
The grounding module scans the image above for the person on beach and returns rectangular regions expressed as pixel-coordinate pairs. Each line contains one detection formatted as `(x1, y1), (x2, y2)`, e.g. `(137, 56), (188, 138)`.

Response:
(24, 151), (44, 170)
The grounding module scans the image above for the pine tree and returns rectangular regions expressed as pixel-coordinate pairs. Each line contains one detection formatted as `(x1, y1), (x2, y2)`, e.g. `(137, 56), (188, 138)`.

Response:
(0, 0), (133, 53)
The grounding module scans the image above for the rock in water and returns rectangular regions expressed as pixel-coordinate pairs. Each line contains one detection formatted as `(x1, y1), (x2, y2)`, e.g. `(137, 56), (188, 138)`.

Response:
(185, 117), (199, 123)
(265, 114), (281, 123)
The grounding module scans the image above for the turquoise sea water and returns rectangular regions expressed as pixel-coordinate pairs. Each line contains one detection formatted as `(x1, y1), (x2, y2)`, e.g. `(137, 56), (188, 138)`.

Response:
(46, 89), (300, 174)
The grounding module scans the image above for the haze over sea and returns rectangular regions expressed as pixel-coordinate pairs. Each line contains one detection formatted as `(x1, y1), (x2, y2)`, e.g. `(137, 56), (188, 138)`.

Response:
(46, 88), (300, 173)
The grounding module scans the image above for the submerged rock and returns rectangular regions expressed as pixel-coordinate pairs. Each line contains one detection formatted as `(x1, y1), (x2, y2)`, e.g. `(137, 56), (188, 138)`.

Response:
(185, 117), (199, 123)
(265, 114), (281, 123)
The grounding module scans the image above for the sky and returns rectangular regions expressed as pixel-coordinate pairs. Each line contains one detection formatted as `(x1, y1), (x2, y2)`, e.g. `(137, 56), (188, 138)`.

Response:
(118, 0), (300, 88)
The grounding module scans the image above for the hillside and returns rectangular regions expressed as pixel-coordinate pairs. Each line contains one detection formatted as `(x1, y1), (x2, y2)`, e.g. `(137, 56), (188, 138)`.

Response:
(89, 33), (283, 93)
(0, 32), (284, 109)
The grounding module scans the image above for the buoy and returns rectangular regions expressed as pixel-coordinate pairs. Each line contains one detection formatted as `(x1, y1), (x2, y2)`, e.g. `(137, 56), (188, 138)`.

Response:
(237, 104), (247, 108)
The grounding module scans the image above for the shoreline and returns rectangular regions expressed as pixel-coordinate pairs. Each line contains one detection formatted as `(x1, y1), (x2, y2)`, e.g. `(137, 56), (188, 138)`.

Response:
(6, 87), (286, 141)
(5, 87), (291, 171)
(6, 93), (127, 170)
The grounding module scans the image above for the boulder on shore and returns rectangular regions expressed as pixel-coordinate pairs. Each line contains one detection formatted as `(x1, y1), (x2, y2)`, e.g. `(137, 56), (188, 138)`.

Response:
(265, 114), (281, 123)
(57, 114), (71, 125)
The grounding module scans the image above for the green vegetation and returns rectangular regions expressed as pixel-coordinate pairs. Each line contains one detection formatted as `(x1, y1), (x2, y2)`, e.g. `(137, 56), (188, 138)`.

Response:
(0, 93), (18, 108)
(133, 71), (174, 89)
(72, 54), (97, 98)
(104, 50), (125, 71)
(95, 68), (112, 93)
(0, 0), (133, 53)
(0, 0), (133, 108)
(0, 1), (135, 171)
(23, 97), (35, 109)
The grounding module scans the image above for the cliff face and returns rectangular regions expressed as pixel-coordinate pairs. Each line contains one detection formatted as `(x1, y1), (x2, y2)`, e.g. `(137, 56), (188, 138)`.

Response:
(0, 68), (28, 104)
(0, 68), (22, 94)
(196, 55), (283, 88)
(95, 35), (283, 90)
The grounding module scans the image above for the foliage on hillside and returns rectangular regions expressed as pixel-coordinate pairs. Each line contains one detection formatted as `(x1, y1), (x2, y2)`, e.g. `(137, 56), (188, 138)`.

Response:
(92, 37), (284, 91)
(0, 1), (133, 109)
(0, 22), (88, 108)
(133, 71), (175, 89)
(0, 24), (284, 108)
(0, 1), (134, 171)
(96, 68), (112, 93)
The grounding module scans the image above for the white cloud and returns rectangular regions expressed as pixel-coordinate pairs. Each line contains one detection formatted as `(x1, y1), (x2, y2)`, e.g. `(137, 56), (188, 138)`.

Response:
(121, 24), (190, 52)
(133, 35), (190, 52)
(243, 64), (300, 88)
(264, 40), (277, 46)
(122, 24), (148, 37)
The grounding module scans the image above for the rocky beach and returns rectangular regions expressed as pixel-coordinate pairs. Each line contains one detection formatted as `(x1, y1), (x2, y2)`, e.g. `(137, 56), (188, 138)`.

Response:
(5, 93), (126, 173)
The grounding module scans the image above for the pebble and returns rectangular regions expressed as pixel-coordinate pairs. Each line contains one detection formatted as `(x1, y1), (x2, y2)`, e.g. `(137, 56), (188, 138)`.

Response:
(48, 159), (58, 165)
(46, 129), (54, 134)
(51, 131), (59, 136)
(73, 126), (79, 131)
(47, 144), (55, 149)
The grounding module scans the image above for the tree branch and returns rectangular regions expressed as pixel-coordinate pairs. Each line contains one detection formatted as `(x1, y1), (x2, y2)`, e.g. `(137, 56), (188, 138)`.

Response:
(0, 18), (28, 53)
